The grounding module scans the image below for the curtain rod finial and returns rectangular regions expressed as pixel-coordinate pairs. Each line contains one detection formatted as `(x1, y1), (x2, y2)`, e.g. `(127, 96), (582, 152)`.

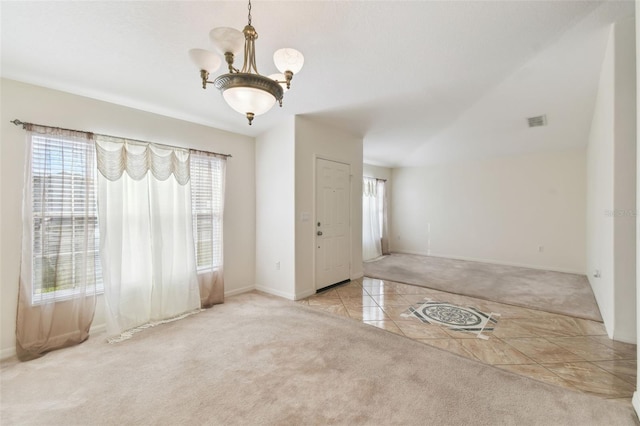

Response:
(10, 119), (24, 127)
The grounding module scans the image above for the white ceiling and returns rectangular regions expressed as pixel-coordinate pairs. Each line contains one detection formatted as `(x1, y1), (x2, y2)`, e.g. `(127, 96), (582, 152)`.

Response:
(1, 1), (635, 167)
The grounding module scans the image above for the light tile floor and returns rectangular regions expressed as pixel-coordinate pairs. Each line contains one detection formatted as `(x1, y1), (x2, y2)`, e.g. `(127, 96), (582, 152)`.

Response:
(298, 277), (637, 403)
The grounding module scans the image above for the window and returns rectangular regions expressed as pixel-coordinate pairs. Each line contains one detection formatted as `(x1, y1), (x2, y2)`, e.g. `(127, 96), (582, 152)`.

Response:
(362, 177), (387, 261)
(190, 153), (225, 270)
(31, 134), (102, 303)
(377, 180), (385, 238)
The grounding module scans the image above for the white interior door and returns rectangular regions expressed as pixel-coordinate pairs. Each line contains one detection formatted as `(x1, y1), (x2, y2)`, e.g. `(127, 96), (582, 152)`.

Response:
(315, 158), (350, 290)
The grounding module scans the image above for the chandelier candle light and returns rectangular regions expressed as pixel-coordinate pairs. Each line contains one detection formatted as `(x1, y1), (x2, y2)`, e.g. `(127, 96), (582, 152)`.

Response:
(189, 0), (304, 125)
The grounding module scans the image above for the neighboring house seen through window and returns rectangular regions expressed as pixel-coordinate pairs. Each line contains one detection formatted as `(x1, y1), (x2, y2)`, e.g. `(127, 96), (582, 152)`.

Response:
(30, 134), (102, 303)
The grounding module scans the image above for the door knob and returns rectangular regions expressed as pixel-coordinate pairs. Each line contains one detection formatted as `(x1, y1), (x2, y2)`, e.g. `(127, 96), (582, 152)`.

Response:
(317, 231), (323, 236)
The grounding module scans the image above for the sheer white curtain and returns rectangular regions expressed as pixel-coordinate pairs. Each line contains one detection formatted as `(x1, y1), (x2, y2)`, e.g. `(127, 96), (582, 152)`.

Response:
(363, 177), (382, 261)
(378, 179), (390, 256)
(16, 126), (99, 360)
(96, 137), (200, 340)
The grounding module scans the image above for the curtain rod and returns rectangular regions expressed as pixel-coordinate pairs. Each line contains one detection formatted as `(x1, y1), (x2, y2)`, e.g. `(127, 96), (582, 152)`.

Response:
(10, 119), (232, 158)
(364, 176), (387, 182)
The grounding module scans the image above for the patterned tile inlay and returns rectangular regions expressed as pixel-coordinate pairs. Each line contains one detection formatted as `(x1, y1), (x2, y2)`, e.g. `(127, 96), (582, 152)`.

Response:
(299, 278), (637, 402)
(402, 299), (499, 339)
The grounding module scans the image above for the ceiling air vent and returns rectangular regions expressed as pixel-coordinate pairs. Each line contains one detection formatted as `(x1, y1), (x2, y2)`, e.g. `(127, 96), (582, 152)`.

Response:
(527, 115), (547, 128)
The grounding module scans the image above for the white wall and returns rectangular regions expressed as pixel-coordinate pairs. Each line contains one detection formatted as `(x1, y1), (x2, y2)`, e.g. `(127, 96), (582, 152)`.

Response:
(634, 1), (640, 417)
(587, 19), (637, 343)
(0, 79), (256, 359)
(295, 116), (363, 298)
(587, 25), (617, 331)
(612, 17), (637, 343)
(392, 150), (587, 273)
(255, 118), (296, 299)
(363, 164), (392, 182)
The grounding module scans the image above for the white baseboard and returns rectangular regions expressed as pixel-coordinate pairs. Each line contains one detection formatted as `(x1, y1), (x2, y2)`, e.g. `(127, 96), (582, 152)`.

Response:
(633, 392), (640, 418)
(391, 250), (585, 276)
(90, 323), (106, 335)
(0, 285), (265, 361)
(391, 249), (430, 257)
(84, 287), (255, 341)
(613, 328), (637, 344)
(255, 285), (296, 300)
(224, 285), (256, 298)
(0, 346), (17, 361)
(1, 325), (108, 361)
(295, 288), (316, 301)
(254, 286), (320, 301)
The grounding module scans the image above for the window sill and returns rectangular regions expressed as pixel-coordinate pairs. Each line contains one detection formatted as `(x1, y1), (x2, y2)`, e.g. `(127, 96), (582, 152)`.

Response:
(31, 285), (104, 306)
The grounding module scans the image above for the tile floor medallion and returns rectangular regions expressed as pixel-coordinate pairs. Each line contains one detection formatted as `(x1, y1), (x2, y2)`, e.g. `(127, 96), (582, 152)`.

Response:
(402, 298), (499, 339)
(299, 278), (638, 405)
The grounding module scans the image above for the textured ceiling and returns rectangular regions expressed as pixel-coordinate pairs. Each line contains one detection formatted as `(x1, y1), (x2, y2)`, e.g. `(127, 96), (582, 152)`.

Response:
(1, 1), (635, 167)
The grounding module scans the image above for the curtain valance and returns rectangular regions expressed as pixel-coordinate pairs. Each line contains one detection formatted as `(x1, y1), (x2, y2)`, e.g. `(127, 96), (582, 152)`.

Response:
(96, 136), (190, 185)
(363, 177), (378, 197)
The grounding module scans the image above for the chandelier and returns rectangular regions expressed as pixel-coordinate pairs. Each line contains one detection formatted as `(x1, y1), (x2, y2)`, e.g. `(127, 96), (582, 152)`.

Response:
(189, 0), (304, 125)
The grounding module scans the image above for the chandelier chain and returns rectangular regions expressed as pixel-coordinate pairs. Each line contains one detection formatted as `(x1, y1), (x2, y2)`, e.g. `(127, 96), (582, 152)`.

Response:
(247, 0), (252, 25)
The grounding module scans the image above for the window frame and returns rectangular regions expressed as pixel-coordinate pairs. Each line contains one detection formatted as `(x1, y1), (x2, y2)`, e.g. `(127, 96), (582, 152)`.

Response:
(190, 154), (224, 272)
(29, 134), (103, 305)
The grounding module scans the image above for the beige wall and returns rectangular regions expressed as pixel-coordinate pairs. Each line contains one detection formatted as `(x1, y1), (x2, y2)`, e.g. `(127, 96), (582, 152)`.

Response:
(587, 24), (616, 333)
(0, 79), (256, 358)
(612, 17), (637, 343)
(363, 164), (392, 182)
(586, 19), (637, 343)
(255, 118), (296, 298)
(391, 150), (587, 273)
(634, 3), (640, 417)
(295, 116), (364, 298)
(253, 116), (363, 300)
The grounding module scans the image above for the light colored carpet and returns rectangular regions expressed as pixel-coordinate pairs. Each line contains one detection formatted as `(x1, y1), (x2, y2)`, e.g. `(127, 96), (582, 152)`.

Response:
(364, 253), (602, 321)
(1, 291), (633, 425)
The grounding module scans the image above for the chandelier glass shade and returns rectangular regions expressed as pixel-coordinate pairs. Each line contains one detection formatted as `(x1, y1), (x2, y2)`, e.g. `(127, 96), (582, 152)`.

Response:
(189, 0), (304, 125)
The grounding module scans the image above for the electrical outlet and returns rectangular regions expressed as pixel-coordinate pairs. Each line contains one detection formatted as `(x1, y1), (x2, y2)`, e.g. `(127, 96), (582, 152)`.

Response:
(594, 269), (601, 278)
(276, 262), (280, 270)
(538, 246), (544, 253)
